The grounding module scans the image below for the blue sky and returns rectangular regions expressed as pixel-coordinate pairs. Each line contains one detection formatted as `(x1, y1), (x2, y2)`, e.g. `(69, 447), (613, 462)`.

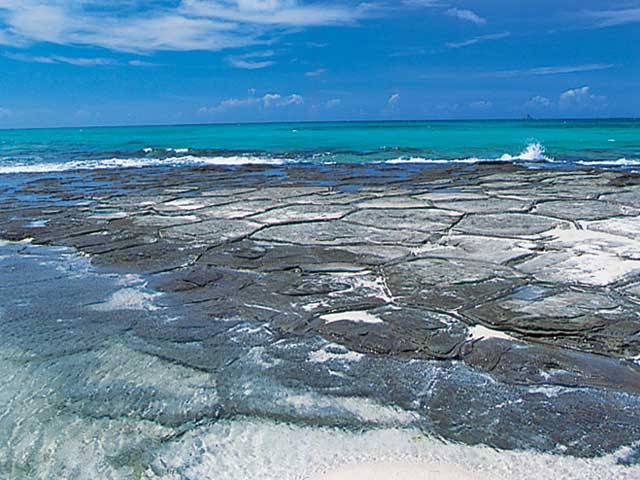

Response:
(0, 0), (638, 127)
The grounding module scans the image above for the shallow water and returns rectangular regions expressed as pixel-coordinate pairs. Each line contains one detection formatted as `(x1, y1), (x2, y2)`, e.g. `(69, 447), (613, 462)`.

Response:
(0, 119), (638, 173)
(1, 240), (639, 479)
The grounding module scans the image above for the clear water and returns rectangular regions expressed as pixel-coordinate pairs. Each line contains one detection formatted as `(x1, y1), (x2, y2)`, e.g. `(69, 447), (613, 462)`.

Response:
(1, 241), (638, 479)
(0, 119), (638, 173)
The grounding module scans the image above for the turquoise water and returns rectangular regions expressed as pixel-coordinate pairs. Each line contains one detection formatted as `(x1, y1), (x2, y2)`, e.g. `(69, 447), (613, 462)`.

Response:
(0, 119), (638, 173)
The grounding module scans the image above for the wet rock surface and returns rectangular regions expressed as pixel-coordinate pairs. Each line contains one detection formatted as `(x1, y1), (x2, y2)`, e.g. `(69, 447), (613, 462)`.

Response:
(2, 163), (640, 461)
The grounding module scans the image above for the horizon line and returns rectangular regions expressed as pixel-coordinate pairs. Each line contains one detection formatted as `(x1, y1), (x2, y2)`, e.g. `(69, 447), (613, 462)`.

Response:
(0, 116), (638, 132)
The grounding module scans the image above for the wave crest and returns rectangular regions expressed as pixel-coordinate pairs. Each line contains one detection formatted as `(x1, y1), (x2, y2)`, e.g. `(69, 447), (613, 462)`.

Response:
(577, 158), (640, 166)
(499, 142), (552, 162)
(0, 155), (284, 174)
(386, 143), (553, 165)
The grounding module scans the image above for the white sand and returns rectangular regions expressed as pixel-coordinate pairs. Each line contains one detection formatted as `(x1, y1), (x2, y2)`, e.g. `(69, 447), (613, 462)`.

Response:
(308, 344), (364, 364)
(530, 225), (640, 285)
(315, 461), (491, 480)
(320, 310), (384, 324)
(467, 324), (519, 343)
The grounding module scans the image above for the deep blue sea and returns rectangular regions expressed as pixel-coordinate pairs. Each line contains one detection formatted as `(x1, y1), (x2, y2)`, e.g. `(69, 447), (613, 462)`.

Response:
(0, 119), (638, 174)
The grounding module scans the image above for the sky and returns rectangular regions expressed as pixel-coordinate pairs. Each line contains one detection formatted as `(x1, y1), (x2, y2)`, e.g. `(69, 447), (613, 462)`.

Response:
(0, 0), (638, 128)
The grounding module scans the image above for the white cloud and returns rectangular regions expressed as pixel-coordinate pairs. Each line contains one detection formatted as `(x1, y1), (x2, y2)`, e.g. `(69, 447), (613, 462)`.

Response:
(128, 60), (159, 67)
(388, 93), (400, 105)
(446, 31), (510, 49)
(583, 8), (640, 28)
(525, 96), (553, 108)
(283, 93), (303, 105)
(446, 8), (486, 25)
(305, 68), (327, 77)
(228, 50), (276, 69)
(229, 58), (274, 68)
(326, 98), (341, 108)
(0, 1), (374, 53)
(420, 63), (614, 80)
(201, 91), (303, 112)
(184, 0), (373, 26)
(560, 86), (590, 100)
(523, 87), (607, 112)
(306, 41), (328, 48)
(491, 63), (615, 77)
(559, 86), (606, 110)
(402, 0), (443, 7)
(0, 106), (11, 117)
(469, 100), (492, 109)
(4, 52), (117, 66)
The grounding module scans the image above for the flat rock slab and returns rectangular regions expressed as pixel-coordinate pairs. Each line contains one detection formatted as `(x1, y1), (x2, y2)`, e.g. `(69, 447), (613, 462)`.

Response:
(3, 162), (640, 460)
(344, 208), (461, 233)
(534, 199), (636, 220)
(162, 219), (262, 244)
(254, 220), (432, 246)
(454, 213), (571, 238)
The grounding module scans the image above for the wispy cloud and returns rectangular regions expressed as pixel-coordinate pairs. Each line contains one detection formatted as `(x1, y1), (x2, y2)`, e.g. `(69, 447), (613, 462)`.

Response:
(200, 91), (304, 113)
(525, 96), (553, 109)
(229, 57), (275, 69)
(388, 93), (400, 106)
(582, 7), (640, 28)
(420, 63), (616, 80)
(446, 8), (486, 25)
(3, 51), (163, 67)
(446, 31), (510, 49)
(305, 68), (327, 77)
(228, 50), (276, 69)
(469, 100), (492, 109)
(326, 98), (341, 108)
(491, 63), (615, 77)
(3, 52), (117, 66)
(0, 1), (375, 53)
(389, 46), (429, 57)
(402, 0), (444, 7)
(128, 60), (159, 67)
(0, 106), (11, 117)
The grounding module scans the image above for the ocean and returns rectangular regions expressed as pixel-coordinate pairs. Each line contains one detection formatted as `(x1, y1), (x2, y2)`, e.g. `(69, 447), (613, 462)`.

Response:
(0, 119), (638, 174)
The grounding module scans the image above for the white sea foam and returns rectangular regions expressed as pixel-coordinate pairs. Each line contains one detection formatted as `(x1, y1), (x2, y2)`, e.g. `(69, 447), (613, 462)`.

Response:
(0, 155), (285, 174)
(467, 325), (519, 343)
(499, 142), (552, 161)
(320, 310), (384, 325)
(578, 158), (640, 166)
(308, 343), (365, 364)
(91, 287), (161, 311)
(148, 419), (640, 480)
(386, 157), (477, 165)
(386, 142), (553, 165)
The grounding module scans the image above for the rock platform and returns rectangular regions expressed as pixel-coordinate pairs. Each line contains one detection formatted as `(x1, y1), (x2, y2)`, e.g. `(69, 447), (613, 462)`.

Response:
(2, 162), (640, 458)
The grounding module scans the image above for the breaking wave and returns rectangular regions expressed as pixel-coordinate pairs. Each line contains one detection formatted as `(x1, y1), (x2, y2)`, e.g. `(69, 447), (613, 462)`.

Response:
(386, 143), (553, 165)
(2, 143), (637, 175)
(499, 142), (552, 161)
(577, 158), (640, 167)
(0, 155), (285, 174)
